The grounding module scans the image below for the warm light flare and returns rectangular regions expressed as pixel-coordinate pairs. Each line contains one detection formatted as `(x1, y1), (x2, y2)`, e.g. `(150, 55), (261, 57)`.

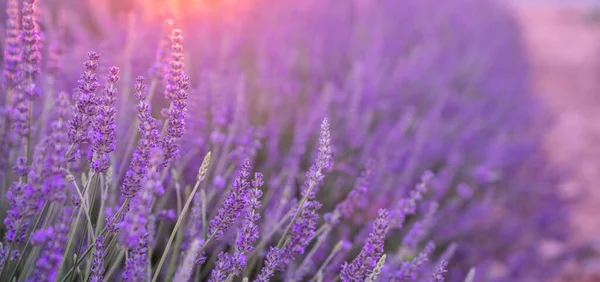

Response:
(137, 0), (255, 22)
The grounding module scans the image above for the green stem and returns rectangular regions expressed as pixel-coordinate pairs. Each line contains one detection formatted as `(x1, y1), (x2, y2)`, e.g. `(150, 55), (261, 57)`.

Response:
(277, 178), (319, 249)
(151, 176), (206, 282)
(103, 249), (125, 282)
(59, 197), (132, 282)
(310, 241), (344, 282)
(7, 202), (51, 280)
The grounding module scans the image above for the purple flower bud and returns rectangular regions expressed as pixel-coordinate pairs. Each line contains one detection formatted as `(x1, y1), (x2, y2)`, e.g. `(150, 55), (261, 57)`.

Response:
(69, 52), (100, 147)
(12, 156), (29, 176)
(30, 227), (53, 245)
(121, 77), (160, 198)
(213, 175), (226, 190)
(165, 29), (185, 100)
(255, 247), (282, 282)
(330, 159), (375, 224)
(393, 242), (436, 280)
(157, 209), (177, 221)
(3, 0), (21, 89)
(91, 66), (119, 173)
(391, 171), (435, 228)
(32, 206), (74, 281)
(20, 0), (41, 101)
(90, 236), (106, 282)
(341, 209), (390, 282)
(123, 233), (149, 282)
(160, 73), (190, 170)
(431, 261), (448, 282)
(174, 239), (201, 282)
(208, 159), (252, 240)
(236, 172), (264, 254)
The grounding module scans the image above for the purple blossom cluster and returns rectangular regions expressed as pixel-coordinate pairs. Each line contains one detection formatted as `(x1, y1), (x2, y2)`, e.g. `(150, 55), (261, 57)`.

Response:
(0, 0), (571, 281)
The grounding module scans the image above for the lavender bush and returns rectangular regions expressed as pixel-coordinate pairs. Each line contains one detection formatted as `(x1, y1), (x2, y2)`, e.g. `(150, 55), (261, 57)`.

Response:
(0, 0), (568, 281)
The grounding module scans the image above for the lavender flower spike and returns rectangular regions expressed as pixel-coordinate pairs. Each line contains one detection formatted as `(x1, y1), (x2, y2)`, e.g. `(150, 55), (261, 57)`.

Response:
(207, 159), (252, 240)
(21, 0), (41, 100)
(393, 242), (436, 281)
(31, 206), (73, 281)
(90, 236), (106, 282)
(160, 28), (189, 170)
(121, 76), (160, 198)
(341, 209), (390, 282)
(165, 29), (185, 100)
(236, 172), (264, 254)
(69, 52), (100, 146)
(160, 73), (190, 169)
(278, 118), (331, 268)
(123, 233), (149, 282)
(254, 247), (282, 282)
(91, 66), (119, 173)
(329, 159), (374, 224)
(431, 261), (448, 282)
(3, 0), (20, 89)
(174, 239), (201, 282)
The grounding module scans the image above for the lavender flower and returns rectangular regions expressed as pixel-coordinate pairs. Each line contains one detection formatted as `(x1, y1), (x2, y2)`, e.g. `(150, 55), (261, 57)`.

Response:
(121, 76), (160, 198)
(392, 242), (436, 281)
(236, 172), (264, 253)
(173, 239), (201, 282)
(165, 29), (185, 100)
(208, 252), (231, 282)
(68, 52), (100, 146)
(207, 159), (252, 240)
(402, 202), (438, 252)
(160, 73), (190, 169)
(3, 182), (32, 243)
(391, 171), (435, 228)
(20, 0), (41, 100)
(328, 159), (375, 224)
(123, 233), (149, 282)
(90, 236), (106, 282)
(30, 227), (52, 245)
(3, 0), (20, 88)
(341, 209), (390, 282)
(91, 66), (119, 173)
(431, 261), (448, 282)
(31, 206), (74, 282)
(26, 93), (70, 203)
(0, 243), (6, 270)
(254, 247), (282, 282)
(271, 118), (331, 271)
(119, 152), (158, 248)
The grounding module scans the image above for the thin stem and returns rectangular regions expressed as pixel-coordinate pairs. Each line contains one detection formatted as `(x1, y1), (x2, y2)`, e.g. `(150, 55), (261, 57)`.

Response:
(310, 241), (344, 282)
(201, 188), (207, 238)
(0, 220), (24, 280)
(296, 226), (332, 278)
(72, 177), (96, 241)
(151, 175), (207, 282)
(194, 231), (217, 264)
(7, 202), (51, 280)
(59, 197), (132, 282)
(276, 179), (319, 249)
(103, 248), (125, 281)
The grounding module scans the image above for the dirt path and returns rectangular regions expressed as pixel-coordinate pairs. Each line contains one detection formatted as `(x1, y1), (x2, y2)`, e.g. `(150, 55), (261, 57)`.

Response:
(514, 3), (600, 278)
